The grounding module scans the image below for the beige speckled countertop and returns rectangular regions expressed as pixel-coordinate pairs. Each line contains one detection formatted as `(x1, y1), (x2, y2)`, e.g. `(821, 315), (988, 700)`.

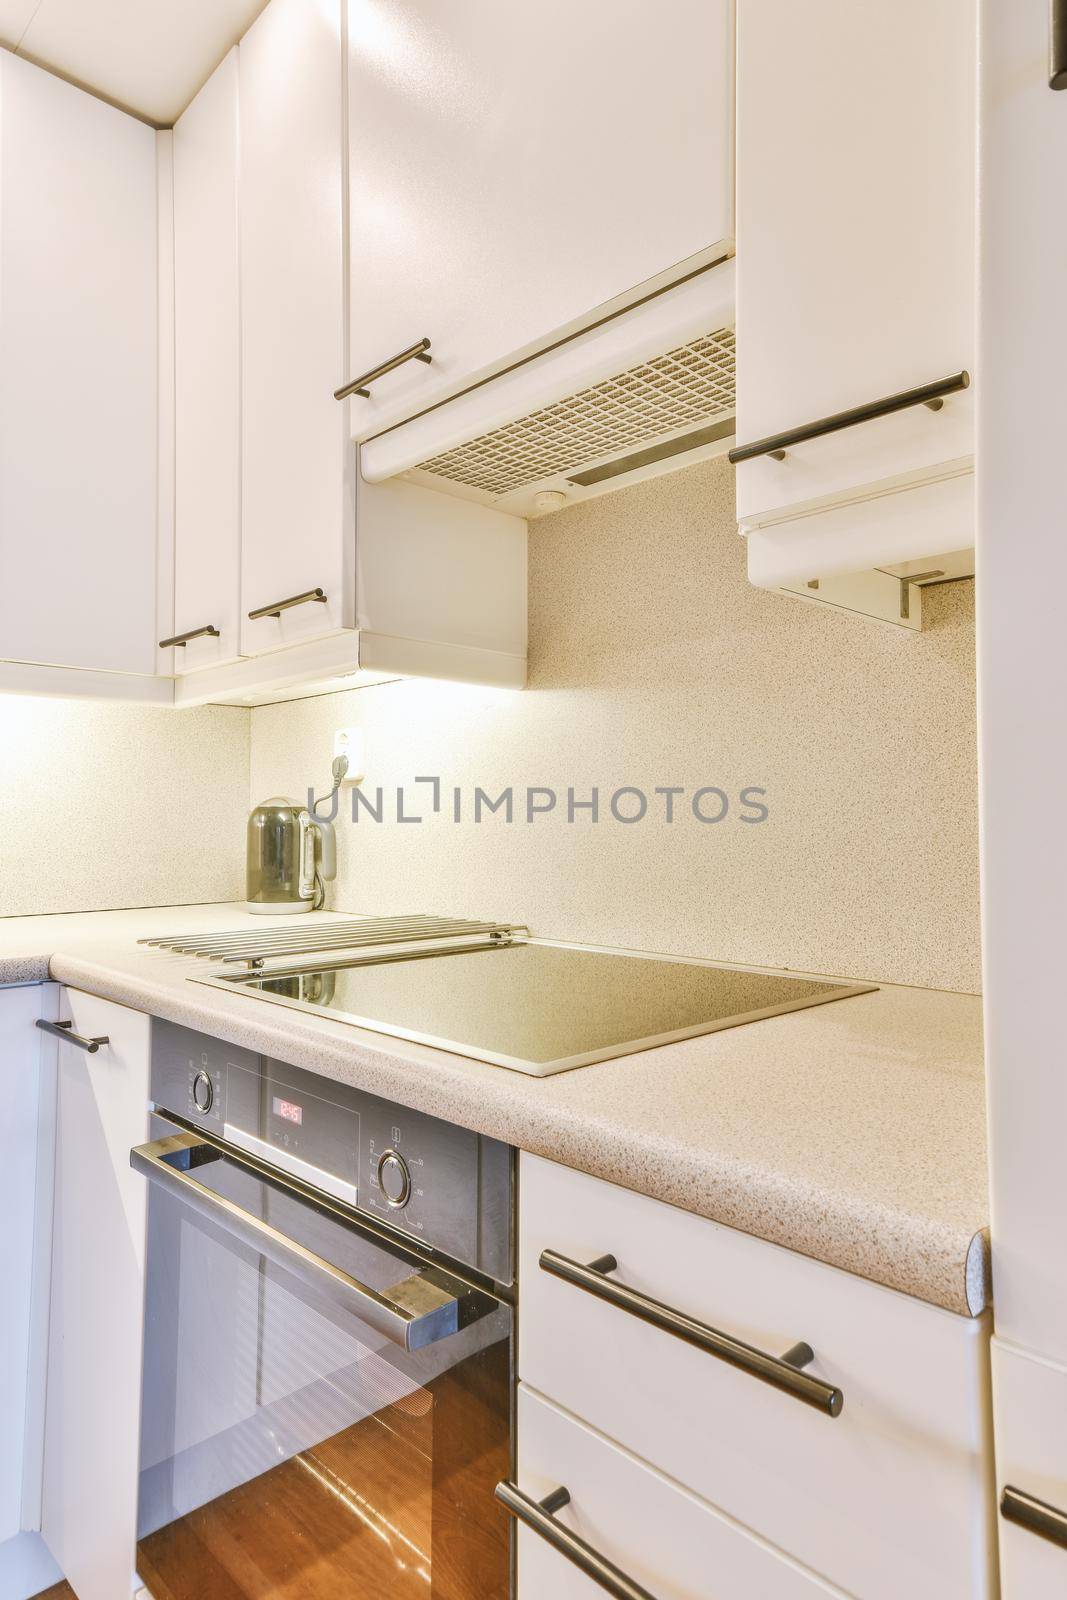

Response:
(0, 904), (990, 1317)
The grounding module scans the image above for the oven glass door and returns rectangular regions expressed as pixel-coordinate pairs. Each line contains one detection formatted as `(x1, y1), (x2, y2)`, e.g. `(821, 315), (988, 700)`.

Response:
(134, 1116), (511, 1600)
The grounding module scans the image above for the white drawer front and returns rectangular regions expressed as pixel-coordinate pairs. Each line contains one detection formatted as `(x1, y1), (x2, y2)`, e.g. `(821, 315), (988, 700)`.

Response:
(519, 1155), (995, 1600)
(516, 1386), (843, 1600)
(993, 1339), (1067, 1598)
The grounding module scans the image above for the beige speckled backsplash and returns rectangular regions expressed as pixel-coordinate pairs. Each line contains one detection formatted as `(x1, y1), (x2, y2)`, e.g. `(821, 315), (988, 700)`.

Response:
(0, 699), (249, 916)
(250, 456), (980, 993)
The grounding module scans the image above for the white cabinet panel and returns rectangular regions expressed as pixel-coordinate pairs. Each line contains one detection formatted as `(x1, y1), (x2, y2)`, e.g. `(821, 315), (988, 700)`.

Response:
(239, 0), (352, 656)
(345, 0), (734, 438)
(0, 1533), (61, 1600)
(0, 53), (159, 676)
(42, 991), (151, 1600)
(0, 986), (47, 1550)
(519, 1154), (996, 1600)
(516, 1386), (844, 1599)
(734, 0), (975, 566)
(172, 48), (243, 674)
(0, 2), (36, 43)
(978, 0), (1067, 1365)
(353, 473), (527, 659)
(992, 1341), (1067, 1598)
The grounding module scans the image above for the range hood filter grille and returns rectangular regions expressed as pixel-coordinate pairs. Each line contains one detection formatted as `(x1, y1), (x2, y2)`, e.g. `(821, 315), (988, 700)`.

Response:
(417, 328), (736, 498)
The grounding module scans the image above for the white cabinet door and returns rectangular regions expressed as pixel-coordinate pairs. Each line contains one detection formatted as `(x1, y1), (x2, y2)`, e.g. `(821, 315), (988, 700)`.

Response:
(172, 47), (243, 675)
(0, 985), (48, 1550)
(42, 991), (151, 1600)
(979, 0), (1067, 1370)
(239, 0), (352, 657)
(520, 1154), (996, 1600)
(345, 0), (734, 438)
(979, 5), (1067, 1591)
(516, 1386), (844, 1599)
(992, 1341), (1067, 1599)
(734, 0), (975, 549)
(0, 53), (159, 677)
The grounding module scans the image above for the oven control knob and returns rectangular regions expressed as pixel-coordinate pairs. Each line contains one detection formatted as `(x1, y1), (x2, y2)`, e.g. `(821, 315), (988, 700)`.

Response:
(377, 1149), (411, 1208)
(192, 1070), (214, 1114)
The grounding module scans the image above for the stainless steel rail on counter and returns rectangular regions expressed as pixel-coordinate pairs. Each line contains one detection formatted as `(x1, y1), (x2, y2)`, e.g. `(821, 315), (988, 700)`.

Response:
(540, 1249), (844, 1417)
(139, 914), (526, 968)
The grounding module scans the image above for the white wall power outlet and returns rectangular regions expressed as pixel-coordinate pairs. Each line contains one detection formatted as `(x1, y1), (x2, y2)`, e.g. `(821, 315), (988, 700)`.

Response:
(333, 727), (365, 783)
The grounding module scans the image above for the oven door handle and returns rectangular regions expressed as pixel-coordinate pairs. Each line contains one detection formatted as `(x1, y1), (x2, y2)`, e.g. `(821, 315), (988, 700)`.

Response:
(130, 1129), (492, 1352)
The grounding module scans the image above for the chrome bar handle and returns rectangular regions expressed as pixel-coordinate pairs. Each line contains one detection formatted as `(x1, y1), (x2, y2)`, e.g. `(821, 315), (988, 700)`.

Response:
(248, 587), (328, 622)
(36, 1018), (109, 1054)
(540, 1250), (843, 1418)
(1053, 0), (1067, 88)
(130, 1129), (493, 1352)
(728, 370), (970, 464)
(496, 1482), (658, 1600)
(158, 624), (221, 649)
(334, 337), (432, 401)
(1002, 1485), (1067, 1550)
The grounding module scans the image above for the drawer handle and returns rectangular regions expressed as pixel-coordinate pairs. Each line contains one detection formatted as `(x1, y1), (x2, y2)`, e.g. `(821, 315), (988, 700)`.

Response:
(727, 369), (969, 464)
(539, 1250), (843, 1418)
(36, 1018), (109, 1054)
(158, 624), (221, 649)
(334, 337), (433, 401)
(1001, 1485), (1067, 1551)
(1053, 0), (1067, 88)
(248, 588), (328, 622)
(496, 1481), (658, 1600)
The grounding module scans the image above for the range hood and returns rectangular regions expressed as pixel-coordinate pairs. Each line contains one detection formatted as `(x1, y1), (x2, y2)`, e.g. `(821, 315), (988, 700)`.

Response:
(359, 254), (736, 518)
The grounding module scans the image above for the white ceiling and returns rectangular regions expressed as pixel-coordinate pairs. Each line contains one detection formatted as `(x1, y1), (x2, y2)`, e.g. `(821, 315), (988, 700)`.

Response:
(0, 0), (269, 125)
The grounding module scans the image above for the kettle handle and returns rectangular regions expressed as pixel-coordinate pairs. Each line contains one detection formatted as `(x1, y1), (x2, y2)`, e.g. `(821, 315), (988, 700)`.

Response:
(297, 809), (317, 901)
(314, 817), (337, 883)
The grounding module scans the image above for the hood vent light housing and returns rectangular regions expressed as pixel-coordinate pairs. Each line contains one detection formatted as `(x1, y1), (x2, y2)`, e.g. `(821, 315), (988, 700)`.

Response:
(415, 328), (736, 501)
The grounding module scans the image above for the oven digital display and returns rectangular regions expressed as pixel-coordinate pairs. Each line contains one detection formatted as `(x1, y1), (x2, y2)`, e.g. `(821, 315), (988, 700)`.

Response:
(272, 1096), (303, 1126)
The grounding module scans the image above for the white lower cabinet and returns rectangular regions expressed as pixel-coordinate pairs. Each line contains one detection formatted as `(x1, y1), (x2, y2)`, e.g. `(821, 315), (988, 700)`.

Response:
(41, 991), (151, 1600)
(0, 984), (62, 1600)
(518, 1154), (997, 1600)
(516, 1386), (844, 1599)
(992, 1339), (1067, 1598)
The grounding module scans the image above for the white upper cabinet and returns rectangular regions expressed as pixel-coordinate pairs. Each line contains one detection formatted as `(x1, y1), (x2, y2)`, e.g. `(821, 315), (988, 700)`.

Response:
(0, 52), (160, 684)
(164, 0), (528, 704)
(734, 0), (976, 587)
(238, 0), (353, 657)
(171, 47), (243, 674)
(343, 0), (735, 438)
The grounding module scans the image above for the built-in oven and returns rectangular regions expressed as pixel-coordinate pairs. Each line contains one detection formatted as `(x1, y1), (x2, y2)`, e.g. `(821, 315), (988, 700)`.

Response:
(132, 1021), (514, 1600)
